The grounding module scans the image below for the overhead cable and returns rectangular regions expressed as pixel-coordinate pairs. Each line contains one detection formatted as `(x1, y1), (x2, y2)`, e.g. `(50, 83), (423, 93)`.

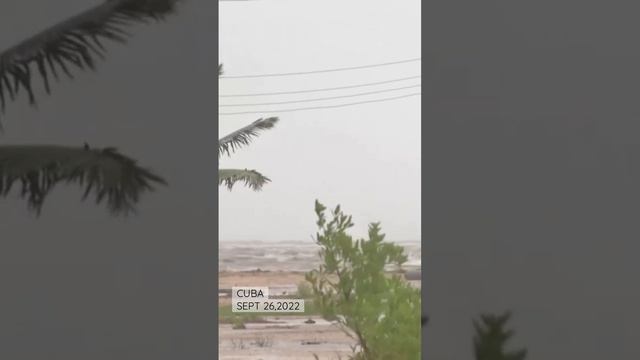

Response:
(219, 75), (421, 97)
(219, 58), (421, 79)
(219, 93), (421, 115)
(220, 84), (421, 107)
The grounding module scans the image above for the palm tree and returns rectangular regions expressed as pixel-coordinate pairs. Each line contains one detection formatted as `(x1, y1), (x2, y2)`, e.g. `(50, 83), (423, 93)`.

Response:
(473, 311), (527, 360)
(218, 64), (278, 190)
(0, 0), (180, 215)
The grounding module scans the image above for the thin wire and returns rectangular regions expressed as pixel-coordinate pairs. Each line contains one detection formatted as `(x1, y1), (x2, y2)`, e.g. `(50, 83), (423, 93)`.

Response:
(219, 58), (421, 79)
(220, 84), (421, 107)
(219, 93), (421, 115)
(219, 75), (421, 97)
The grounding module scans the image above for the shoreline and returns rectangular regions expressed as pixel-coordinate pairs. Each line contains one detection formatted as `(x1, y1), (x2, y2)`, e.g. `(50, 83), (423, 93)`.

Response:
(219, 269), (421, 300)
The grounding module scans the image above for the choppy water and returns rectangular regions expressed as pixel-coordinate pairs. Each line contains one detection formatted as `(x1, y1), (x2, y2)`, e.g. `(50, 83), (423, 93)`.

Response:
(219, 240), (421, 272)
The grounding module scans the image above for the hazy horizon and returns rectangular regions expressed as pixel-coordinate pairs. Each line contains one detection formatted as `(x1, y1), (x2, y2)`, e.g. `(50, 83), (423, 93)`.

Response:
(219, 238), (422, 243)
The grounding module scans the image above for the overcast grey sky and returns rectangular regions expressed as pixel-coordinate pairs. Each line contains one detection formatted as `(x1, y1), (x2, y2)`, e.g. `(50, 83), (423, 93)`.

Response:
(219, 0), (421, 242)
(0, 1), (216, 358)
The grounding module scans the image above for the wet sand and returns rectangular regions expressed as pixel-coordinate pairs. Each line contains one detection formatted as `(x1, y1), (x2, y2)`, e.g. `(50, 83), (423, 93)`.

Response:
(219, 270), (308, 306)
(220, 270), (307, 289)
(219, 270), (420, 293)
(218, 270), (420, 359)
(219, 271), (355, 358)
(219, 316), (356, 360)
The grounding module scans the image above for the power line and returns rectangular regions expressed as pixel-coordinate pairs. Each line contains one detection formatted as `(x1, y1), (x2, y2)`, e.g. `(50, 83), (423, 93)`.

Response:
(219, 93), (421, 116)
(220, 84), (421, 107)
(219, 58), (421, 79)
(219, 75), (421, 97)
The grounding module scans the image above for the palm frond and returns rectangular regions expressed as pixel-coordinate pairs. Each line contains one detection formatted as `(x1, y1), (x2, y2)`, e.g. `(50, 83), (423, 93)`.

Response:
(0, 145), (167, 215)
(219, 169), (270, 191)
(0, 0), (180, 117)
(218, 63), (275, 191)
(219, 117), (278, 157)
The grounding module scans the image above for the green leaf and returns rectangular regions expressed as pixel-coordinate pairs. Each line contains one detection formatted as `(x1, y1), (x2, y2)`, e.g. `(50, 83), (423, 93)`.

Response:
(219, 117), (278, 157)
(306, 200), (421, 359)
(219, 168), (270, 191)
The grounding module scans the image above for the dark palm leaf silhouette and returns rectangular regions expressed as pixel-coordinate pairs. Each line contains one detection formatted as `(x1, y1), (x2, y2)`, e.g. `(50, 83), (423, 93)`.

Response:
(218, 64), (278, 191)
(473, 311), (527, 360)
(0, 0), (178, 215)
(0, 0), (179, 117)
(0, 145), (166, 215)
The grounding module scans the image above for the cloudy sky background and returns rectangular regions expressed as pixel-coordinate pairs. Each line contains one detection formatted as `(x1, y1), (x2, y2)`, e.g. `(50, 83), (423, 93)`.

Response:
(219, 0), (421, 242)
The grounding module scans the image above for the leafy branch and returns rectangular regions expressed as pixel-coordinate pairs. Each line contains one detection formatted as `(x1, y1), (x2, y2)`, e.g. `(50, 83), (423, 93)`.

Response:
(0, 145), (166, 215)
(218, 63), (278, 191)
(219, 117), (279, 157)
(0, 0), (181, 117)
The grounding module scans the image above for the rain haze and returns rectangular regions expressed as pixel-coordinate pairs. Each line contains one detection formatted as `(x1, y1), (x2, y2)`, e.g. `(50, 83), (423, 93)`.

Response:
(219, 0), (421, 242)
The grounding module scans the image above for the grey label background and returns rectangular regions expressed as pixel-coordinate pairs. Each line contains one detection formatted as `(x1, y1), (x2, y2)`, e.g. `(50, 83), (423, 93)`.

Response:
(424, 0), (640, 359)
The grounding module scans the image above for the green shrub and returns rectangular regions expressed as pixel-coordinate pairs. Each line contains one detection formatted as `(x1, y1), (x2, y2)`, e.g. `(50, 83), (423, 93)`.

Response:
(305, 200), (421, 360)
(297, 281), (314, 299)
